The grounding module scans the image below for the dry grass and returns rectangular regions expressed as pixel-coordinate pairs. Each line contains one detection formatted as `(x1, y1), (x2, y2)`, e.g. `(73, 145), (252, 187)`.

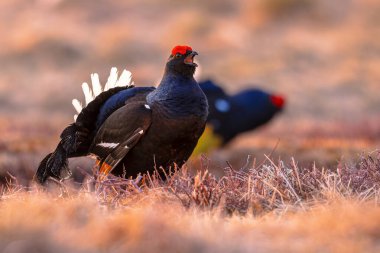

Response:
(93, 151), (380, 213)
(1, 151), (380, 252)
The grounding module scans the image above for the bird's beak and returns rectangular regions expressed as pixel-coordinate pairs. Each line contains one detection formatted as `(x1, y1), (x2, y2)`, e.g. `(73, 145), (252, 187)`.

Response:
(184, 51), (198, 67)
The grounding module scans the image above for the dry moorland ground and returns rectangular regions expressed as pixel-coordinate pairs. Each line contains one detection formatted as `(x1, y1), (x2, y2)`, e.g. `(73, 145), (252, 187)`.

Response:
(0, 0), (379, 180)
(1, 152), (380, 253)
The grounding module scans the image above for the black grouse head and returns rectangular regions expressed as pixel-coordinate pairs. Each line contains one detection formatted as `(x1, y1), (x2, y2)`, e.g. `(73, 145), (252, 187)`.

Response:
(166, 45), (198, 77)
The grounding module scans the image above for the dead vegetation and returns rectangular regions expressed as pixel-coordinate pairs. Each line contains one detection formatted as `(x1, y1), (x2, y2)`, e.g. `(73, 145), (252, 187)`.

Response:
(1, 151), (380, 252)
(11, 149), (376, 215)
(91, 151), (380, 215)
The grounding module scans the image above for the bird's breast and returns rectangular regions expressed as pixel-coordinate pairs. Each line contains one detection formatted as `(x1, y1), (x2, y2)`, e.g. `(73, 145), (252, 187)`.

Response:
(150, 94), (208, 121)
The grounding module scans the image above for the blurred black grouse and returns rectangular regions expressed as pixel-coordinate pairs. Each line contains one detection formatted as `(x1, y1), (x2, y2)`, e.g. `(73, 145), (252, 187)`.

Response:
(199, 79), (285, 145)
(36, 45), (208, 184)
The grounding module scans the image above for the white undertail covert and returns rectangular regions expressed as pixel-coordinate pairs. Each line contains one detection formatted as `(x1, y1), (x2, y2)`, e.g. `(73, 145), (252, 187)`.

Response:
(72, 67), (134, 121)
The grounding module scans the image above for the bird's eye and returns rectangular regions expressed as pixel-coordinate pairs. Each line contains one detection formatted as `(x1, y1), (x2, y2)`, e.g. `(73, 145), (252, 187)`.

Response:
(175, 53), (181, 58)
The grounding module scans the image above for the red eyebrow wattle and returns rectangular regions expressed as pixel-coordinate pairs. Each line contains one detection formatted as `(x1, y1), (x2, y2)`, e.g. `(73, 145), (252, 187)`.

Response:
(171, 45), (192, 56)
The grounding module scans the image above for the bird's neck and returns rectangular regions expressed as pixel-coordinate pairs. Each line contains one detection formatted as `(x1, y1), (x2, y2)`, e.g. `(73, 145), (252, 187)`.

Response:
(146, 71), (208, 119)
(147, 71), (196, 102)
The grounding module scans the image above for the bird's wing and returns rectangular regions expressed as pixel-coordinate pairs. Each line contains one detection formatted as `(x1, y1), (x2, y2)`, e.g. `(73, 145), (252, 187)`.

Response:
(90, 101), (152, 179)
(94, 86), (155, 129)
(75, 86), (134, 132)
(96, 127), (146, 180)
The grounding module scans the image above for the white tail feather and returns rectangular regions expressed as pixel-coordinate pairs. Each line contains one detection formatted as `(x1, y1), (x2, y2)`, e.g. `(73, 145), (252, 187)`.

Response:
(72, 99), (82, 122)
(72, 67), (133, 122)
(72, 99), (83, 113)
(116, 70), (132, 87)
(104, 67), (118, 91)
(91, 73), (102, 96)
(82, 82), (94, 105)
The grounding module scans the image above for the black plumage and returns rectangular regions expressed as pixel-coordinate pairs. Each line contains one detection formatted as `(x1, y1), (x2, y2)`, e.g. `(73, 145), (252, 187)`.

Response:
(35, 45), (208, 183)
(199, 79), (285, 145)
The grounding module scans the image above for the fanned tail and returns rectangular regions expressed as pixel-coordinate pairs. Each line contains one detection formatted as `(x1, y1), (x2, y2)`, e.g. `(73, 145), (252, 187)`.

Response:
(35, 67), (135, 184)
(72, 67), (133, 121)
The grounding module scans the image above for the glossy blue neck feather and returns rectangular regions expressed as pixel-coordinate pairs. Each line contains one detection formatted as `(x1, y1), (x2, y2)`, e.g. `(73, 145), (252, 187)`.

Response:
(147, 70), (208, 120)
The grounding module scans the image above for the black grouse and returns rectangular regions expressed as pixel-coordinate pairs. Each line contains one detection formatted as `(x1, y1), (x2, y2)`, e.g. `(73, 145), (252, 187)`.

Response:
(35, 45), (208, 184)
(198, 79), (285, 146)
